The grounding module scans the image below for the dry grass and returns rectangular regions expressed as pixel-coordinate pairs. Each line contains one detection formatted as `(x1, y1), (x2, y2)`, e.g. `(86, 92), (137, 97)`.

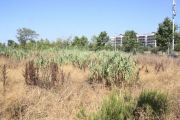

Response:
(0, 57), (108, 120)
(0, 54), (180, 119)
(136, 54), (180, 119)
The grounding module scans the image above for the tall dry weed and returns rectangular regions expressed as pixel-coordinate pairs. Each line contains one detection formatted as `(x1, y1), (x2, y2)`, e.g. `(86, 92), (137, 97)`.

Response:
(22, 60), (39, 85)
(1, 64), (8, 96)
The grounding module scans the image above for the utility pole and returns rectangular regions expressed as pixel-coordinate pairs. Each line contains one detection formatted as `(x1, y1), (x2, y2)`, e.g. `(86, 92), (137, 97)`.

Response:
(172, 0), (176, 55)
(36, 41), (37, 51)
(115, 33), (117, 51)
(5, 39), (8, 49)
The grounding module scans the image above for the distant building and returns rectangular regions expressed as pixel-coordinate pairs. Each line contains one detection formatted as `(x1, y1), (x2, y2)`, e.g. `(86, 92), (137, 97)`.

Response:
(111, 32), (156, 47)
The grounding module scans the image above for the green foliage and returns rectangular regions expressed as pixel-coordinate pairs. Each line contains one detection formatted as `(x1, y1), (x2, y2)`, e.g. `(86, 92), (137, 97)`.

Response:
(77, 89), (134, 120)
(116, 45), (122, 51)
(159, 46), (168, 54)
(137, 89), (171, 117)
(88, 51), (136, 86)
(11, 42), (19, 49)
(16, 28), (39, 50)
(135, 48), (144, 54)
(104, 42), (113, 51)
(63, 36), (72, 50)
(149, 44), (154, 48)
(25, 40), (36, 50)
(71, 36), (89, 48)
(88, 42), (96, 51)
(77, 89), (171, 120)
(0, 43), (6, 49)
(93, 90), (134, 120)
(92, 31), (110, 51)
(55, 38), (63, 49)
(0, 48), (136, 87)
(150, 47), (159, 54)
(138, 46), (148, 51)
(175, 43), (180, 51)
(122, 30), (141, 52)
(155, 17), (178, 52)
(76, 108), (88, 119)
(174, 32), (180, 51)
(19, 36), (73, 51)
(135, 46), (150, 54)
(8, 40), (15, 46)
(174, 32), (180, 44)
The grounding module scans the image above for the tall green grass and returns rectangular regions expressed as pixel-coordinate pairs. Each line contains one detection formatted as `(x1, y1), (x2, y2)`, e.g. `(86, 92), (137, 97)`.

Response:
(0, 48), (137, 87)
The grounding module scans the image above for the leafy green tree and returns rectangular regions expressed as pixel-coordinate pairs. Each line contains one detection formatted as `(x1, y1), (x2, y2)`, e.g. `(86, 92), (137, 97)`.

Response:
(12, 42), (19, 49)
(16, 28), (39, 50)
(43, 38), (51, 49)
(26, 40), (36, 50)
(0, 42), (6, 49)
(55, 38), (63, 49)
(71, 36), (89, 48)
(35, 38), (52, 50)
(174, 32), (180, 51)
(105, 42), (113, 51)
(88, 42), (95, 51)
(116, 45), (122, 51)
(7, 40), (15, 46)
(122, 30), (141, 52)
(62, 36), (72, 50)
(174, 32), (180, 44)
(80, 36), (89, 47)
(36, 38), (44, 50)
(155, 17), (178, 53)
(175, 43), (180, 51)
(92, 31), (110, 50)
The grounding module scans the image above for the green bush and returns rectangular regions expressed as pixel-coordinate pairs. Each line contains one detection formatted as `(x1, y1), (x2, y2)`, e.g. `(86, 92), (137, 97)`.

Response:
(136, 89), (171, 118)
(77, 89), (135, 120)
(136, 48), (144, 54)
(77, 89), (171, 120)
(138, 46), (149, 51)
(175, 43), (180, 52)
(150, 47), (159, 54)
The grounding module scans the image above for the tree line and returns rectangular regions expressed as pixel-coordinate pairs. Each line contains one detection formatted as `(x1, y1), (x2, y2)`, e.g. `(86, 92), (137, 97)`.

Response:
(1, 17), (180, 53)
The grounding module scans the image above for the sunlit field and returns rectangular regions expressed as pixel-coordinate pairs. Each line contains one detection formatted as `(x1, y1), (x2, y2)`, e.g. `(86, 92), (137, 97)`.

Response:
(0, 48), (180, 119)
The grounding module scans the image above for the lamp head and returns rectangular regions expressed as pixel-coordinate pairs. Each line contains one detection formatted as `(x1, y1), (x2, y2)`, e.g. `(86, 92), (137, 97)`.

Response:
(173, 1), (176, 6)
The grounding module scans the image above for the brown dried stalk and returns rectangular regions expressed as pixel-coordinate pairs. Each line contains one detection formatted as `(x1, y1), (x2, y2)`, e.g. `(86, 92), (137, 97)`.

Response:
(50, 63), (59, 86)
(2, 64), (8, 96)
(28, 61), (37, 85)
(23, 61), (39, 85)
(60, 68), (65, 85)
(23, 63), (29, 85)
(154, 63), (164, 74)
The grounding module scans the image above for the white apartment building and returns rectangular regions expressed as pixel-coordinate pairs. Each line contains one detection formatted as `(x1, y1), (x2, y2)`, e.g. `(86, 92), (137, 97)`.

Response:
(111, 32), (157, 47)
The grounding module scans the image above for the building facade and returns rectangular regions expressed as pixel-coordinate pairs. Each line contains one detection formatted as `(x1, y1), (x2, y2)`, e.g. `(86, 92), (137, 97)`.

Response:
(111, 33), (156, 47)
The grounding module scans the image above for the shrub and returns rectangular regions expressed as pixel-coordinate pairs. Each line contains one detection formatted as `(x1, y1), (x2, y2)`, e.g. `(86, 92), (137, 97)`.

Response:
(22, 60), (38, 85)
(175, 43), (180, 52)
(150, 47), (159, 54)
(136, 89), (171, 118)
(138, 46), (148, 51)
(77, 89), (171, 120)
(77, 89), (135, 120)
(136, 48), (144, 54)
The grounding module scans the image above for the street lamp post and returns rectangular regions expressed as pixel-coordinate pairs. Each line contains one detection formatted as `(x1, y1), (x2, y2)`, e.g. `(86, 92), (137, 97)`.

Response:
(172, 0), (176, 55)
(115, 33), (117, 51)
(36, 41), (37, 51)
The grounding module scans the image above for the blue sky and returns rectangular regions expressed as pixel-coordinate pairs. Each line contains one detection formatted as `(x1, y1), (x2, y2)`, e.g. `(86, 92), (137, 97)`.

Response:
(0, 0), (180, 44)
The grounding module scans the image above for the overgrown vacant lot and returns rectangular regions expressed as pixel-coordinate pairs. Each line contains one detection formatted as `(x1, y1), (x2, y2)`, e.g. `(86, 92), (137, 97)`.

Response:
(0, 49), (180, 119)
